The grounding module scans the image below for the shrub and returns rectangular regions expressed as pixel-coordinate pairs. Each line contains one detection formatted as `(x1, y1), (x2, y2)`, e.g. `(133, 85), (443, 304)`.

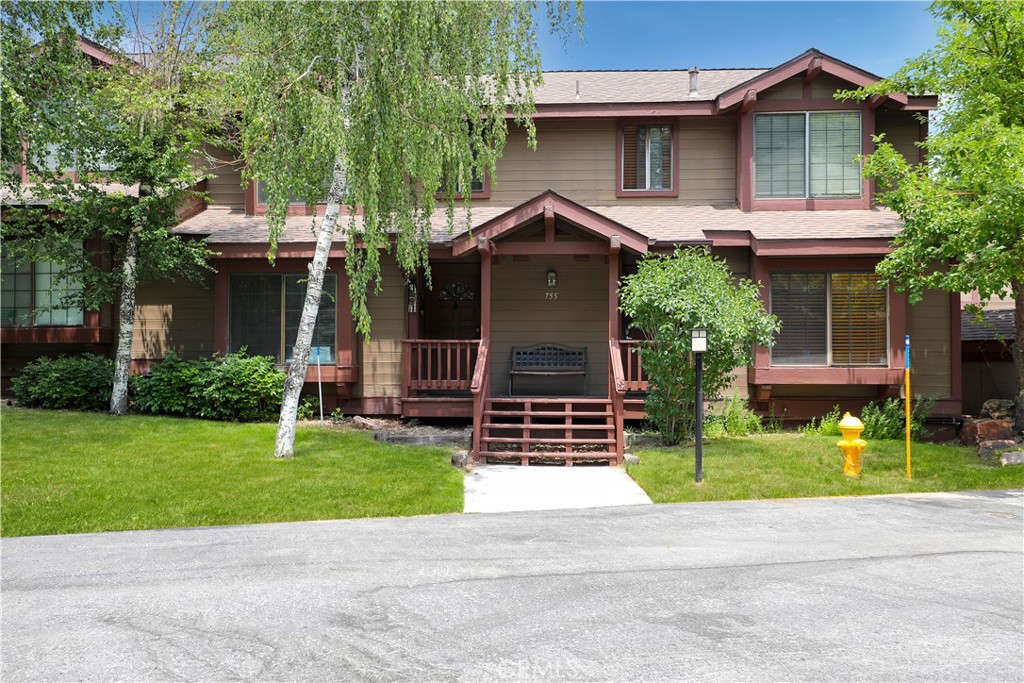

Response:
(862, 396), (935, 441)
(297, 395), (320, 421)
(704, 395), (763, 438)
(799, 406), (842, 437)
(134, 351), (211, 417)
(135, 350), (285, 422)
(11, 354), (116, 412)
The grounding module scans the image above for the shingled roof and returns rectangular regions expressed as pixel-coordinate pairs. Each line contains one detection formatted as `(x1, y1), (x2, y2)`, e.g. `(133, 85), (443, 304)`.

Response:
(961, 309), (1017, 342)
(535, 69), (768, 104)
(174, 203), (903, 248)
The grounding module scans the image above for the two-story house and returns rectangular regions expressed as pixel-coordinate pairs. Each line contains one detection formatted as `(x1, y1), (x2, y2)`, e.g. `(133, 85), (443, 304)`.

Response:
(5, 49), (954, 465)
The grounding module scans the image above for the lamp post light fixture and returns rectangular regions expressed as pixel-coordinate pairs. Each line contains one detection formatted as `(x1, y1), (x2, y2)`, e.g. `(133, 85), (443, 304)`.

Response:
(546, 269), (557, 288)
(692, 328), (707, 483)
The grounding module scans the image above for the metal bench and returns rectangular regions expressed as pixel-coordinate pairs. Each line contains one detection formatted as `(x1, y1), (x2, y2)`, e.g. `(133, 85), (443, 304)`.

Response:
(508, 343), (587, 395)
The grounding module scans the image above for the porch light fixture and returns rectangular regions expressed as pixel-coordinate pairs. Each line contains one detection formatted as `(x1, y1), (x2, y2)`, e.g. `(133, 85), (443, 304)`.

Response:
(546, 269), (557, 288)
(692, 327), (708, 483)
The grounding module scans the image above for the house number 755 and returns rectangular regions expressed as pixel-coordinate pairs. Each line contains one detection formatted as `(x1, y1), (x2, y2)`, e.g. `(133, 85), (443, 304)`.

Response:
(545, 292), (558, 300)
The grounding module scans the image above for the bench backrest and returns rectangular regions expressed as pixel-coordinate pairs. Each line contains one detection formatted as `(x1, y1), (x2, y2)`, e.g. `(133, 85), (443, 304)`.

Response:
(510, 344), (587, 372)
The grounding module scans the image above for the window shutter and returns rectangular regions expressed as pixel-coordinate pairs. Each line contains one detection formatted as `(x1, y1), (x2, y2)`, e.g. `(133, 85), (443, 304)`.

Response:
(622, 125), (638, 190)
(770, 272), (827, 365)
(809, 112), (861, 198)
(831, 272), (887, 365)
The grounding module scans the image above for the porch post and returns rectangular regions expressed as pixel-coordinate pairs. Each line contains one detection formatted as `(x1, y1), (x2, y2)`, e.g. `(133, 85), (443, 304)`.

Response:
(336, 263), (356, 368)
(608, 236), (621, 340)
(479, 237), (492, 339)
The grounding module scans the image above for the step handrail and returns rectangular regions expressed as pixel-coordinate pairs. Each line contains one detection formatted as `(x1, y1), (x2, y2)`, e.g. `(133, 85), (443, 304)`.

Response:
(608, 338), (626, 463)
(471, 338), (490, 461)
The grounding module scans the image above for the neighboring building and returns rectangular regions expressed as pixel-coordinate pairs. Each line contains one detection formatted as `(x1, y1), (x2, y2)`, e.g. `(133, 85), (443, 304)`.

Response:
(961, 308), (1017, 415)
(4, 48), (962, 464)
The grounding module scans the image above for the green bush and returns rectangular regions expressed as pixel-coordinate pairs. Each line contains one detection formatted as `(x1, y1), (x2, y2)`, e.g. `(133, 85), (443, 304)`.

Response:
(11, 354), (116, 412)
(862, 396), (935, 441)
(297, 395), (320, 421)
(799, 406), (842, 437)
(799, 398), (934, 441)
(704, 395), (763, 438)
(135, 350), (285, 422)
(134, 351), (211, 417)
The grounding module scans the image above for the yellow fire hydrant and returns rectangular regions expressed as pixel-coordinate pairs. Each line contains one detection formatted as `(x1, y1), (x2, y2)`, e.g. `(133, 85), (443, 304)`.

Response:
(837, 412), (867, 477)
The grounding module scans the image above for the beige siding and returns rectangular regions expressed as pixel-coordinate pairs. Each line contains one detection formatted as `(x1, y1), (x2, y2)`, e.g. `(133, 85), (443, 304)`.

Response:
(906, 290), (952, 399)
(711, 246), (750, 279)
(811, 74), (849, 100)
(876, 111), (922, 165)
(358, 258), (406, 398)
(489, 117), (736, 207)
(491, 255), (608, 397)
(204, 145), (246, 209)
(679, 118), (736, 204)
(761, 77), (803, 100)
(132, 274), (215, 359)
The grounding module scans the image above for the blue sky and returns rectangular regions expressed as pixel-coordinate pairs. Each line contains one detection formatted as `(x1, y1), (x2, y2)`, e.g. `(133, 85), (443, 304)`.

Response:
(539, 1), (938, 76)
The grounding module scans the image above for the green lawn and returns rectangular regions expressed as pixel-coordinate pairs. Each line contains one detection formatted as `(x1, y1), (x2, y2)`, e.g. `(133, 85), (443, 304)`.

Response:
(629, 433), (1024, 503)
(1, 408), (463, 537)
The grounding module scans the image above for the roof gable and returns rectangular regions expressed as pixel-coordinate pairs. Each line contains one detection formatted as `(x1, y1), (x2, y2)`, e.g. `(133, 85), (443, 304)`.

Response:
(715, 48), (908, 112)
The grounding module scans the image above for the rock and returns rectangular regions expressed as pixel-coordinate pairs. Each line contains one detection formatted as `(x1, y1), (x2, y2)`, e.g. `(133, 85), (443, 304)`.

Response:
(978, 439), (1019, 463)
(352, 415), (384, 430)
(981, 399), (1015, 420)
(961, 419), (1015, 445)
(451, 450), (470, 468)
(623, 453), (640, 466)
(1000, 451), (1024, 467)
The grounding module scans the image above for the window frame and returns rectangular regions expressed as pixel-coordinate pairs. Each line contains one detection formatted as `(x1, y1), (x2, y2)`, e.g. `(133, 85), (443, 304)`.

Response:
(228, 272), (339, 365)
(435, 168), (491, 201)
(753, 111), (863, 200)
(0, 250), (85, 328)
(616, 119), (679, 198)
(769, 269), (889, 368)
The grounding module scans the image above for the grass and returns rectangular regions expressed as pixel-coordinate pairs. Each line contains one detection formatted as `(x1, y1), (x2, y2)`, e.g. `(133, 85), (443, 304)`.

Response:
(1, 407), (463, 537)
(629, 433), (1024, 504)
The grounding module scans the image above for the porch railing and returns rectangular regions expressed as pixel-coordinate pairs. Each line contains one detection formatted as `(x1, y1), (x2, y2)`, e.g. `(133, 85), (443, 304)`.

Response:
(402, 339), (480, 396)
(608, 339), (626, 462)
(619, 339), (650, 392)
(471, 338), (491, 461)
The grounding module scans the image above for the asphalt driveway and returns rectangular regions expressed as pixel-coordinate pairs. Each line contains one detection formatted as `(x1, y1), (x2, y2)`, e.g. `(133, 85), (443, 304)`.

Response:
(3, 490), (1022, 681)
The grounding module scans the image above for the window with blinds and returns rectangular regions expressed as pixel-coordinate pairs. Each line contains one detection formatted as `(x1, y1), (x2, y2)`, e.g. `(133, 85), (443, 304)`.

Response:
(1, 245), (84, 327)
(229, 273), (338, 363)
(770, 271), (887, 366)
(754, 112), (861, 199)
(622, 124), (672, 191)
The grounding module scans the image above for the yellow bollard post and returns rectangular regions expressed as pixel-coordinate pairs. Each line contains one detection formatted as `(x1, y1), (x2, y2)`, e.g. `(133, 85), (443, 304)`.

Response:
(837, 412), (867, 478)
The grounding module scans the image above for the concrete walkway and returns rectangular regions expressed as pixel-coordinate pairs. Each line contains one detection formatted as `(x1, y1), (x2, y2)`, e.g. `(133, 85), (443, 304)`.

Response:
(464, 464), (653, 513)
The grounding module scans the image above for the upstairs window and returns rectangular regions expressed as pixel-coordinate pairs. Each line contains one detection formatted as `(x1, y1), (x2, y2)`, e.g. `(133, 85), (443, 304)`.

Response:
(621, 124), (673, 193)
(0, 247), (84, 327)
(229, 273), (337, 364)
(755, 112), (861, 199)
(770, 271), (886, 367)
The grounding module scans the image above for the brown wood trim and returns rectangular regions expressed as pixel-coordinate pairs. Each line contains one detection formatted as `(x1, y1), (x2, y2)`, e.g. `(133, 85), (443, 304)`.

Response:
(401, 397), (473, 418)
(751, 366), (902, 385)
(529, 101), (717, 118)
(0, 326), (115, 344)
(889, 286), (908, 371)
(492, 241), (611, 256)
(479, 240), (492, 339)
(749, 198), (872, 211)
(750, 238), (893, 257)
(615, 118), (680, 199)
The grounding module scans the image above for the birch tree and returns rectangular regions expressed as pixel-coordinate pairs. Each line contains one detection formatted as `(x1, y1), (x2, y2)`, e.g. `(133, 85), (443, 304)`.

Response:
(219, 1), (582, 458)
(839, 1), (1024, 431)
(1, 2), (218, 415)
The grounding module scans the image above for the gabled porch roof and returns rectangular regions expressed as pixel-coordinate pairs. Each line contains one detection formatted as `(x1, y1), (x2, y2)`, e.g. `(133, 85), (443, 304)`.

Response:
(450, 190), (651, 256)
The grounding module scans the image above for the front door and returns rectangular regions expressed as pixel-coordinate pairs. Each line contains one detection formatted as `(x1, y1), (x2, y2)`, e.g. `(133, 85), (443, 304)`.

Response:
(425, 263), (481, 339)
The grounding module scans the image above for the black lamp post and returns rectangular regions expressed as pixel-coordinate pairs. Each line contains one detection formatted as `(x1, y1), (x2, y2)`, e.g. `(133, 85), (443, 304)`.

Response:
(692, 328), (707, 483)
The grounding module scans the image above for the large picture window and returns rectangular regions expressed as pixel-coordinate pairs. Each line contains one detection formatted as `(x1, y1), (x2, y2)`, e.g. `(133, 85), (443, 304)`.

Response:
(770, 271), (887, 366)
(621, 124), (673, 192)
(0, 248), (84, 327)
(755, 112), (861, 199)
(229, 273), (337, 363)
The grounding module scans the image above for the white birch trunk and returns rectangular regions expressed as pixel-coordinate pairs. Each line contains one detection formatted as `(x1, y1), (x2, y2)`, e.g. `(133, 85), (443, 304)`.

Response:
(274, 156), (347, 457)
(110, 226), (140, 415)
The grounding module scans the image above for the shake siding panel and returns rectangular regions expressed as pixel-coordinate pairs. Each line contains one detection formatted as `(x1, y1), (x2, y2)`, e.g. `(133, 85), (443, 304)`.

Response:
(359, 258), (405, 398)
(490, 256), (608, 397)
(761, 77), (803, 100)
(811, 75), (848, 100)
(875, 112), (922, 164)
(906, 290), (952, 399)
(132, 274), (215, 359)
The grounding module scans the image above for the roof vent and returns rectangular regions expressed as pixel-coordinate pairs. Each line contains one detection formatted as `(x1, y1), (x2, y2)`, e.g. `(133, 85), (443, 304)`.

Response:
(688, 67), (699, 97)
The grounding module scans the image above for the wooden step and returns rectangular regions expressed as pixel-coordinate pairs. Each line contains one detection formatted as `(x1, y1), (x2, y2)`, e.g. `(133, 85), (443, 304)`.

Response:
(481, 422), (614, 431)
(487, 398), (611, 405)
(483, 410), (614, 418)
(481, 436), (616, 445)
(478, 451), (617, 466)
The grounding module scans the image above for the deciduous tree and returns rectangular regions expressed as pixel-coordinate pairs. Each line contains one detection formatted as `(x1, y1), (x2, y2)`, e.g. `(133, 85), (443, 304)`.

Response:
(218, 1), (582, 457)
(618, 248), (780, 446)
(839, 1), (1024, 431)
